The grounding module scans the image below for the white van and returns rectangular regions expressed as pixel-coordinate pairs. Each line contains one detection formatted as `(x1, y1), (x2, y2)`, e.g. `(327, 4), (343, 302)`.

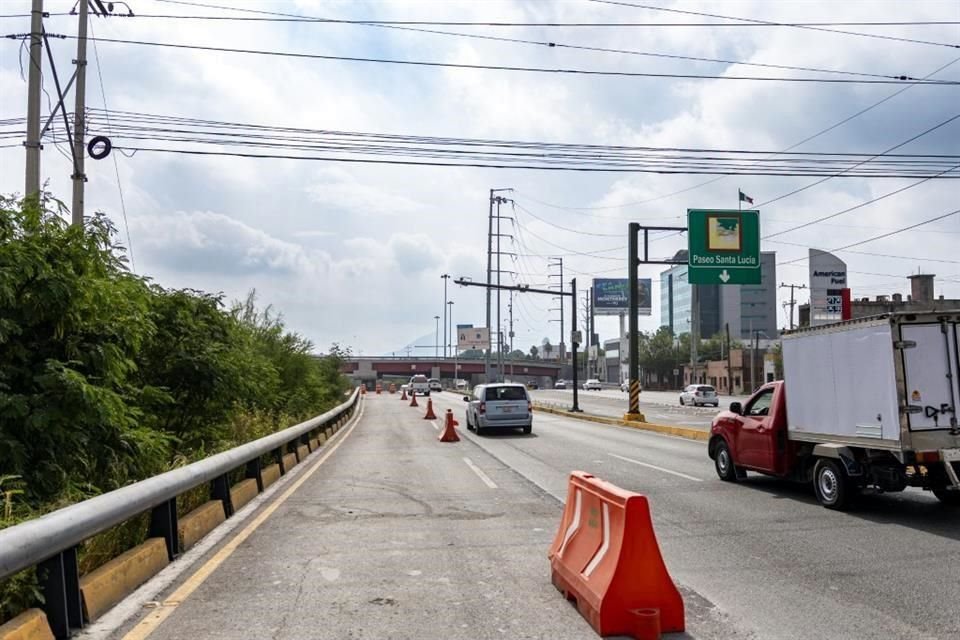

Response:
(463, 383), (532, 435)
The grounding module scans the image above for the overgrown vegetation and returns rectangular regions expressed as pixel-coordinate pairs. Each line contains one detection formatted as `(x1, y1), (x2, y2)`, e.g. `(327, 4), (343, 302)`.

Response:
(0, 194), (348, 621)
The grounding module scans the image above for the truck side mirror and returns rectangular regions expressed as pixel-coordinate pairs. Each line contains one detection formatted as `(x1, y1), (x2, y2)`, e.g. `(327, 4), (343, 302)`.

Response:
(730, 402), (743, 415)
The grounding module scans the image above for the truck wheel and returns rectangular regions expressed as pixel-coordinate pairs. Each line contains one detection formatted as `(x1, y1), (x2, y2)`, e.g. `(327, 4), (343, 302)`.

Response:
(714, 441), (739, 482)
(814, 459), (852, 510)
(933, 488), (960, 506)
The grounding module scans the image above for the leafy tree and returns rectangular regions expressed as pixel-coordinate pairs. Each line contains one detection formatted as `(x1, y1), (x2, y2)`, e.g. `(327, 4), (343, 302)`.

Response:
(528, 345), (539, 359)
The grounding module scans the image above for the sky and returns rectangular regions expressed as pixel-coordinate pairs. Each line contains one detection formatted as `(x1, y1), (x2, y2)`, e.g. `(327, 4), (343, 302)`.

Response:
(1, 0), (958, 356)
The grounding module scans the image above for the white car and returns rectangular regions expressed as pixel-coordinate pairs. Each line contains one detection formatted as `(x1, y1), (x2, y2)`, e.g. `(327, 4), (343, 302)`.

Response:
(428, 378), (443, 393)
(463, 383), (532, 435)
(408, 374), (431, 396)
(680, 384), (719, 407)
(619, 380), (640, 393)
(582, 379), (603, 391)
(554, 380), (567, 389)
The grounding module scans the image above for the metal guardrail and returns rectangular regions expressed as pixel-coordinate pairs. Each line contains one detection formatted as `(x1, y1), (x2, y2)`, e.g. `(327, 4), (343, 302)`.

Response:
(0, 387), (361, 637)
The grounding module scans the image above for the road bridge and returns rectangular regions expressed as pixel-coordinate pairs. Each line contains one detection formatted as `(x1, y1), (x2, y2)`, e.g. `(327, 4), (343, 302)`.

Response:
(341, 356), (562, 386)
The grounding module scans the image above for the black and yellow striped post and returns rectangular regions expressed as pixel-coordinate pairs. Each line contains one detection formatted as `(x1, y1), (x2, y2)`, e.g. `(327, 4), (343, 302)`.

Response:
(624, 223), (645, 422)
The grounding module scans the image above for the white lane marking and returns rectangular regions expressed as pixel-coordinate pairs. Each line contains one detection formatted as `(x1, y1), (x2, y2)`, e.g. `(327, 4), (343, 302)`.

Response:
(557, 488), (582, 556)
(582, 502), (610, 577)
(608, 453), (703, 482)
(430, 420), (440, 431)
(462, 457), (498, 489)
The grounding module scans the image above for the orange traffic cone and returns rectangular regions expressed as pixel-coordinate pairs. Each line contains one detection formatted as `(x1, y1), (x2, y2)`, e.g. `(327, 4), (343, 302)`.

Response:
(401, 388), (407, 400)
(439, 409), (460, 442)
(423, 398), (437, 420)
(409, 392), (419, 407)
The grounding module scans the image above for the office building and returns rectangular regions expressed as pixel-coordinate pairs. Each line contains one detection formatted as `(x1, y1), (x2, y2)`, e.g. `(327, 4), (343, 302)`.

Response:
(660, 251), (777, 340)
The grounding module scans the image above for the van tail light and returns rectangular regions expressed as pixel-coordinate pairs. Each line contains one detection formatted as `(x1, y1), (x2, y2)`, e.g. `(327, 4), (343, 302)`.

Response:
(916, 451), (941, 463)
(479, 402), (486, 414)
(528, 401), (532, 412)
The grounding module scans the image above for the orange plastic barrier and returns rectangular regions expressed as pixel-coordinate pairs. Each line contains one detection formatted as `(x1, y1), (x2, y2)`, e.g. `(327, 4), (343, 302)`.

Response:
(548, 471), (684, 639)
(423, 398), (437, 420)
(438, 409), (460, 442)
(409, 392), (419, 407)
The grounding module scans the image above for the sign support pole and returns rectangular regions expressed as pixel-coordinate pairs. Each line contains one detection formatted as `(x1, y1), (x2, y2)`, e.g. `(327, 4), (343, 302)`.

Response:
(626, 223), (642, 420)
(570, 277), (581, 413)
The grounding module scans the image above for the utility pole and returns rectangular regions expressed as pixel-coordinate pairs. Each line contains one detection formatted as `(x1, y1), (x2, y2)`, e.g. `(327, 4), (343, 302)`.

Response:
(589, 285), (595, 379)
(725, 322), (733, 395)
(441, 274), (450, 358)
(485, 188), (511, 382)
(70, 0), (90, 226)
(434, 315), (440, 359)
(570, 277), (581, 412)
(779, 282), (808, 330)
(24, 0), (44, 200)
(508, 292), (515, 380)
(690, 284), (700, 385)
(496, 196), (502, 382)
(548, 257), (564, 362)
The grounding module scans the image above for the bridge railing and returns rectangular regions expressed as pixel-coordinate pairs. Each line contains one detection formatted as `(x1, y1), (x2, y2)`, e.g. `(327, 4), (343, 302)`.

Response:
(0, 387), (361, 638)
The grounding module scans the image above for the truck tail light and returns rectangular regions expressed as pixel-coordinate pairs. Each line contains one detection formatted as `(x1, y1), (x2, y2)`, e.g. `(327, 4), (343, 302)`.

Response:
(527, 401), (532, 412)
(479, 402), (486, 414)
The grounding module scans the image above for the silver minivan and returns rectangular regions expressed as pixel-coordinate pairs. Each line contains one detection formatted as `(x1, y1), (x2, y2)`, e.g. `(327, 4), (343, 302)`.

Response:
(463, 383), (532, 435)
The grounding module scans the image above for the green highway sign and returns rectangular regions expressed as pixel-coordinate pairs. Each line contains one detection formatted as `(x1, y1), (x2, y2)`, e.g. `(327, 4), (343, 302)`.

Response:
(687, 209), (760, 285)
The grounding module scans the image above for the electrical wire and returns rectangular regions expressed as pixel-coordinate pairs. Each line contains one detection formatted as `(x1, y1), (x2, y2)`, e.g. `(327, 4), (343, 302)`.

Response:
(778, 208), (960, 266)
(95, 2), (939, 83)
(756, 114), (960, 208)
(589, 0), (960, 49)
(90, 20), (135, 273)
(40, 33), (960, 85)
(762, 164), (960, 240)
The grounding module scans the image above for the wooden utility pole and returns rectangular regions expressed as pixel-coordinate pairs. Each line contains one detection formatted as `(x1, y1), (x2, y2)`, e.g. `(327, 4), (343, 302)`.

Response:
(780, 282), (808, 330)
(70, 0), (90, 225)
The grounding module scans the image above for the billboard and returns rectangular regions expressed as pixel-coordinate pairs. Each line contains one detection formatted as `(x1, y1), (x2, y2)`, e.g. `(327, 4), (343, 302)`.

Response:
(592, 278), (651, 316)
(458, 327), (489, 351)
(809, 249), (848, 326)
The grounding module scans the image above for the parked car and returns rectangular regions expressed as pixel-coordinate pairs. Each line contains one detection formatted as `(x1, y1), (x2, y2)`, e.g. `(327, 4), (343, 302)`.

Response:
(526, 382), (539, 390)
(408, 374), (431, 396)
(619, 380), (641, 393)
(583, 379), (603, 391)
(455, 379), (468, 391)
(463, 383), (532, 435)
(428, 378), (443, 393)
(680, 384), (718, 407)
(554, 380), (567, 389)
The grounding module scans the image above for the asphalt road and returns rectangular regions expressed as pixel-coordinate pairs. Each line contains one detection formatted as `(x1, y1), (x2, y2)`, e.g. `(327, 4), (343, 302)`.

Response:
(429, 391), (960, 640)
(529, 389), (745, 431)
(105, 392), (959, 640)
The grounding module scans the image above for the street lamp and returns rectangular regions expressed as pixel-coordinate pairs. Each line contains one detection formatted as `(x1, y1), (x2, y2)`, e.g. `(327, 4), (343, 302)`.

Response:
(448, 300), (456, 388)
(441, 274), (450, 358)
(434, 315), (440, 359)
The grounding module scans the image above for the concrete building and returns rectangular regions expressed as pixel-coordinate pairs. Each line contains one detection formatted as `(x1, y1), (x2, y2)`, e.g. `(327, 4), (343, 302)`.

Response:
(603, 338), (621, 384)
(660, 250), (777, 340)
(800, 274), (960, 325)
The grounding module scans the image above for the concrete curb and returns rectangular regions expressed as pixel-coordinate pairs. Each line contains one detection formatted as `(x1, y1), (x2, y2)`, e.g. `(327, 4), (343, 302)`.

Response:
(178, 501), (226, 552)
(533, 404), (709, 442)
(79, 538), (169, 622)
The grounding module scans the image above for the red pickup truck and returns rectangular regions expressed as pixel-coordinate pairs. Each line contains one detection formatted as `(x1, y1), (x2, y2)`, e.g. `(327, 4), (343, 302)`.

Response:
(707, 312), (960, 510)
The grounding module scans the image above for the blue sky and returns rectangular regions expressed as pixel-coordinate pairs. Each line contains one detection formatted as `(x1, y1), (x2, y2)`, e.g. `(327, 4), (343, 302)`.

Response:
(1, 0), (958, 355)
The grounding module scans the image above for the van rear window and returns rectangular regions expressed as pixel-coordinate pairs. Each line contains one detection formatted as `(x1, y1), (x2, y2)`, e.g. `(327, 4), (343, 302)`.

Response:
(412, 375), (428, 383)
(485, 386), (527, 401)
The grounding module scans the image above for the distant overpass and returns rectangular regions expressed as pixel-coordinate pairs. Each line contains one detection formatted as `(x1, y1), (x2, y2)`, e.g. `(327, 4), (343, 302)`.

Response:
(341, 356), (562, 384)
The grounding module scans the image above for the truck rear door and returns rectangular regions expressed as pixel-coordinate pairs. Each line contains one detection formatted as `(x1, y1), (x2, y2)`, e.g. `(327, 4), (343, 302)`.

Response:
(901, 321), (960, 432)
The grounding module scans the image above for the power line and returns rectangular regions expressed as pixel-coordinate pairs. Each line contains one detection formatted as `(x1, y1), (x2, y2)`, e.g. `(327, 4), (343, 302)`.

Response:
(89, 20), (135, 273)
(38, 33), (960, 85)
(778, 208), (960, 266)
(90, 3), (937, 83)
(589, 0), (960, 49)
(755, 114), (960, 208)
(762, 165), (959, 240)
(767, 239), (960, 265)
(510, 56), (960, 211)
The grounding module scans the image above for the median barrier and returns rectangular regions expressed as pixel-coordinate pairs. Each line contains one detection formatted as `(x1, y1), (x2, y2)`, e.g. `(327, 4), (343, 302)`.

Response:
(548, 471), (684, 639)
(178, 501), (226, 551)
(0, 609), (54, 640)
(230, 479), (259, 511)
(261, 463), (281, 489)
(296, 444), (309, 462)
(79, 538), (169, 622)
